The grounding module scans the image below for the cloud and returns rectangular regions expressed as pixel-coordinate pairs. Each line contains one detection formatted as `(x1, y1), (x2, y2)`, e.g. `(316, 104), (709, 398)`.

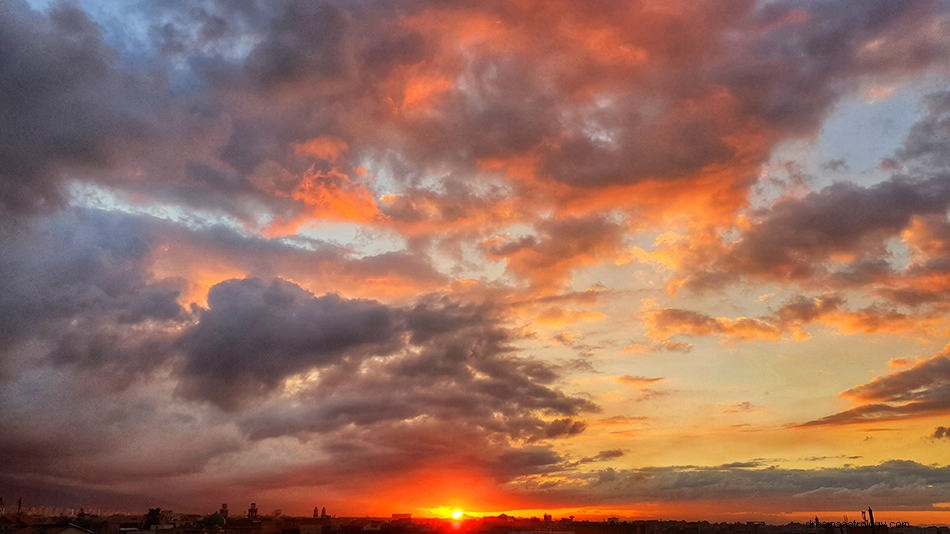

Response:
(644, 294), (942, 345)
(510, 460), (950, 511)
(579, 450), (625, 464)
(617, 375), (664, 387)
(0, 204), (598, 508)
(0, 209), (184, 379)
(0, 366), (244, 485)
(623, 340), (694, 354)
(799, 347), (950, 426)
(176, 278), (400, 410)
(482, 215), (627, 291)
(646, 90), (950, 319)
(680, 175), (950, 289)
(720, 402), (756, 414)
(897, 91), (950, 170)
(0, 1), (159, 213)
(172, 281), (598, 492)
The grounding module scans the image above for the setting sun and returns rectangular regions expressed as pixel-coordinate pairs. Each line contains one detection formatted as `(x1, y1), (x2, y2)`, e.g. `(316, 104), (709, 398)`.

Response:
(427, 506), (470, 520)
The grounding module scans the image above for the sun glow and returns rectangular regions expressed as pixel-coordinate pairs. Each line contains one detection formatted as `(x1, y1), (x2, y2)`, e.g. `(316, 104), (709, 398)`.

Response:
(427, 506), (468, 519)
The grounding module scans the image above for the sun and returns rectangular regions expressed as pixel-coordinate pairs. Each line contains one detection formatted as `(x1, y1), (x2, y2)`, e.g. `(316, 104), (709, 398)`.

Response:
(426, 506), (468, 519)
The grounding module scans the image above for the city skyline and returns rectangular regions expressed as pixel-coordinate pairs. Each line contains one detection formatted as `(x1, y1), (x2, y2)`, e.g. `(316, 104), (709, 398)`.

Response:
(1, 0), (949, 525)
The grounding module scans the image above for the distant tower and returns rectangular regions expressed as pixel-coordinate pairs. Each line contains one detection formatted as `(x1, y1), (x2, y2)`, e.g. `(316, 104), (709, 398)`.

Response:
(868, 507), (875, 527)
(321, 507), (327, 519)
(220, 504), (229, 520)
(248, 503), (258, 520)
(314, 507), (319, 518)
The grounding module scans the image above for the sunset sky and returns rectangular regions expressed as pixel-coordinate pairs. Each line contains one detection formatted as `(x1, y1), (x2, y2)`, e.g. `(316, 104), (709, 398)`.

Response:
(2, 0), (950, 524)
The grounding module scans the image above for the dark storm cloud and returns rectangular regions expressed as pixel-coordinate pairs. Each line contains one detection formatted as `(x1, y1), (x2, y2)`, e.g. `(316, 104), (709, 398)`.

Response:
(243, 2), (347, 86)
(0, 207), (593, 500)
(176, 277), (400, 410)
(0, 365), (243, 485)
(686, 175), (950, 288)
(225, 284), (595, 441)
(168, 280), (594, 484)
(800, 348), (950, 426)
(0, 209), (184, 377)
(0, 209), (242, 487)
(0, 1), (175, 214)
(516, 460), (950, 511)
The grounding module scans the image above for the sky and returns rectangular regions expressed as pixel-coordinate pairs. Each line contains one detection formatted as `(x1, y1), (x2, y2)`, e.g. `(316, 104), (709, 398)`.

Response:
(1, 0), (950, 525)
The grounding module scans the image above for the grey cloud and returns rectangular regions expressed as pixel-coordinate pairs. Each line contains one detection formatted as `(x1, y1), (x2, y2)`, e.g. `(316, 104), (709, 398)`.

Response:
(0, 1), (162, 213)
(228, 284), (595, 440)
(176, 277), (400, 410)
(682, 174), (950, 293)
(243, 2), (347, 87)
(0, 366), (242, 485)
(897, 91), (950, 170)
(0, 209), (184, 378)
(734, 177), (950, 280)
(0, 203), (597, 499)
(677, 88), (950, 299)
(515, 460), (950, 511)
(166, 281), (599, 485)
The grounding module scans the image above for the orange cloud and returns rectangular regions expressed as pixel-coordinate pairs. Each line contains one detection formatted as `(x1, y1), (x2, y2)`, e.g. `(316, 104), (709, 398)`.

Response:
(617, 375), (664, 387)
(266, 168), (383, 236)
(644, 296), (945, 345)
(402, 74), (453, 112)
(532, 307), (605, 326)
(293, 136), (349, 162)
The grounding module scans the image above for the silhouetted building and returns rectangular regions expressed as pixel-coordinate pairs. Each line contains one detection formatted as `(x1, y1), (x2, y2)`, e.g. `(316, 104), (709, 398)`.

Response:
(248, 504), (258, 520)
(220, 504), (229, 520)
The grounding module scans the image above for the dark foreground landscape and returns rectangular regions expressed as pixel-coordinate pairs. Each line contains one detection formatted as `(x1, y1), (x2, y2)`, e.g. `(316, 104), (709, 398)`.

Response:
(2, 507), (947, 534)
